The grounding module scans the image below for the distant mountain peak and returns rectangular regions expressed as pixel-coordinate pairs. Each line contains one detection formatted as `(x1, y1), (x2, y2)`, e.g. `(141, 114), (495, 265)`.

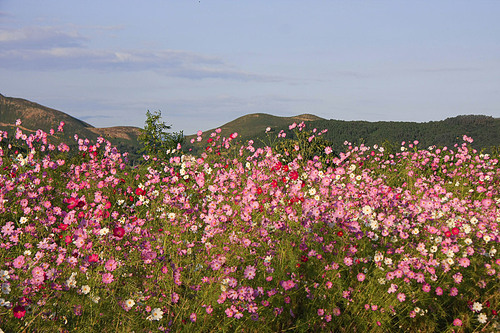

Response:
(0, 93), (141, 145)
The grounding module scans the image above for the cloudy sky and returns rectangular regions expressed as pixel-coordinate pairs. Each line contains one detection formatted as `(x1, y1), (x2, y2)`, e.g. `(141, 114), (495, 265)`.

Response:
(1, 1), (499, 135)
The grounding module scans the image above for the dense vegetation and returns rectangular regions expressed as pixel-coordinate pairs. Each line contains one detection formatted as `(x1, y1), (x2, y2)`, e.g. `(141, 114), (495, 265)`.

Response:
(0, 118), (498, 332)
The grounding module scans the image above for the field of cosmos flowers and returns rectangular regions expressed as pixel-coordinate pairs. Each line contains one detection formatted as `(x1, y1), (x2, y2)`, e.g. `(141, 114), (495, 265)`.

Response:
(0, 120), (498, 332)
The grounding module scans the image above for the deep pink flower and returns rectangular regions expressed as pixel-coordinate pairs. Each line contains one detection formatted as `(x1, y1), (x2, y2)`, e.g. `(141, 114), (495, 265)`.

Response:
(113, 227), (125, 238)
(88, 254), (99, 263)
(13, 305), (26, 319)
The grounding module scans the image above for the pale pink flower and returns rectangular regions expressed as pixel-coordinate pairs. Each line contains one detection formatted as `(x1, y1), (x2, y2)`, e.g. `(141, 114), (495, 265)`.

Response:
(102, 273), (114, 284)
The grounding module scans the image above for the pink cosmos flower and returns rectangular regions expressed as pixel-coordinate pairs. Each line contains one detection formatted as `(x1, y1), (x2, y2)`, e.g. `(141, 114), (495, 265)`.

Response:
(102, 273), (114, 284)
(73, 237), (85, 248)
(1, 222), (15, 236)
(225, 307), (234, 317)
(453, 272), (463, 284)
(105, 259), (117, 272)
(357, 273), (365, 282)
(387, 283), (398, 294)
(13, 255), (25, 269)
(397, 293), (406, 302)
(343, 257), (353, 266)
(458, 257), (470, 268)
(32, 266), (44, 278)
(244, 265), (256, 280)
(453, 318), (462, 326)
(171, 292), (179, 304)
(281, 280), (296, 291)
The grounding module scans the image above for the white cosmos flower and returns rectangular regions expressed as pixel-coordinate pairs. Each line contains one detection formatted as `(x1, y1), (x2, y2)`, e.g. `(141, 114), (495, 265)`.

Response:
(99, 228), (109, 236)
(472, 302), (483, 312)
(1, 283), (11, 294)
(125, 299), (135, 308)
(147, 308), (163, 321)
(0, 270), (9, 282)
(81, 285), (91, 294)
(362, 205), (373, 215)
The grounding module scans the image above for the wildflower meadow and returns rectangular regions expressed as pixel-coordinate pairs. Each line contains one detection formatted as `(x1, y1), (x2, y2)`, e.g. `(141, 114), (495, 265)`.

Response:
(0, 120), (498, 332)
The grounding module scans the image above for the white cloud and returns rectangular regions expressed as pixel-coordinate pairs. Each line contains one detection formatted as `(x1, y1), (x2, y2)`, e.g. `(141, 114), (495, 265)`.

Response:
(0, 27), (86, 48)
(0, 26), (283, 82)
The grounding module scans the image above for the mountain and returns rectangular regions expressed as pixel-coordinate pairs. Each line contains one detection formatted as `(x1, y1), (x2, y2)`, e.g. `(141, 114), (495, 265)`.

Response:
(2, 93), (499, 160)
(188, 113), (324, 140)
(0, 93), (142, 160)
(184, 113), (500, 154)
(306, 115), (500, 153)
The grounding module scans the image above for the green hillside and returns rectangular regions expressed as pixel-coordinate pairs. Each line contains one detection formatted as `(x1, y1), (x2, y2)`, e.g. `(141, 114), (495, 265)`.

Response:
(2, 93), (499, 159)
(184, 113), (500, 154)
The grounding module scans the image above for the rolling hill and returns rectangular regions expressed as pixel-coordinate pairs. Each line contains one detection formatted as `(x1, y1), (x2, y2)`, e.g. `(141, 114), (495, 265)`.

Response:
(2, 93), (499, 161)
(0, 93), (143, 161)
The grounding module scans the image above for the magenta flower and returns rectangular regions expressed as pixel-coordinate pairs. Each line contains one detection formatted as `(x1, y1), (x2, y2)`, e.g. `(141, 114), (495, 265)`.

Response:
(453, 318), (462, 326)
(13, 305), (26, 319)
(88, 254), (99, 263)
(113, 226), (125, 238)
(357, 273), (365, 282)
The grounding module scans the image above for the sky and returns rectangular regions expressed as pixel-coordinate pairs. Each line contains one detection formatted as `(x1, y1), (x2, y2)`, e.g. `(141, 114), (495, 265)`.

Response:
(1, 0), (499, 135)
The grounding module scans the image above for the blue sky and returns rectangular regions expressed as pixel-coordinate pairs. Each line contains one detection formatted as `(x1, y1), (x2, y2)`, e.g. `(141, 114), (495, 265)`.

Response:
(1, 0), (499, 135)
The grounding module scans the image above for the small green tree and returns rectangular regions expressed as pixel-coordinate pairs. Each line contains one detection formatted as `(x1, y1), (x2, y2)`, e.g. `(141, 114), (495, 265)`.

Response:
(138, 110), (184, 161)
